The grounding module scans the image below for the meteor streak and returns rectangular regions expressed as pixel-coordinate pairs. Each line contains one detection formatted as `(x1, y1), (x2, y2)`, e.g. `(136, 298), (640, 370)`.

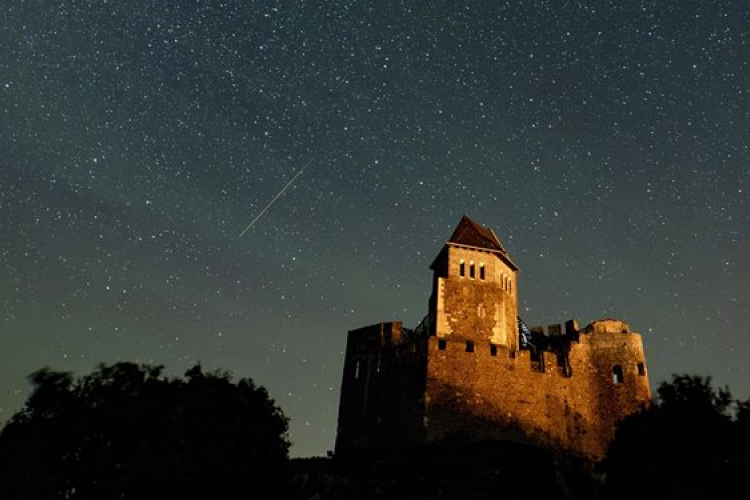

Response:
(237, 159), (313, 239)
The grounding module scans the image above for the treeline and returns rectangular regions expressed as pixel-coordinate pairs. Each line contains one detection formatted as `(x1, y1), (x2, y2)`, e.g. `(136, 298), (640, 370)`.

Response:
(603, 374), (750, 499)
(0, 363), (294, 500)
(0, 363), (748, 499)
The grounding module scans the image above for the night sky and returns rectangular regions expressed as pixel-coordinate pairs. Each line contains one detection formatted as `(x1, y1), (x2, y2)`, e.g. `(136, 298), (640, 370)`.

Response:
(1, 1), (748, 457)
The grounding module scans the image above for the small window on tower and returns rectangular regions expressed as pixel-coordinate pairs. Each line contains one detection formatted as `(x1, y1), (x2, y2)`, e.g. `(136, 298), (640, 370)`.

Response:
(438, 338), (447, 350)
(613, 365), (624, 385)
(459, 260), (465, 277)
(480, 264), (485, 280)
(354, 360), (360, 380)
(637, 362), (646, 376)
(466, 341), (474, 353)
(469, 262), (475, 279)
(490, 344), (498, 356)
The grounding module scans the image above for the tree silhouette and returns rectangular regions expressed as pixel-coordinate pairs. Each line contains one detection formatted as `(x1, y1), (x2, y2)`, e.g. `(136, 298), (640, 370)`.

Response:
(603, 374), (741, 500)
(0, 362), (292, 500)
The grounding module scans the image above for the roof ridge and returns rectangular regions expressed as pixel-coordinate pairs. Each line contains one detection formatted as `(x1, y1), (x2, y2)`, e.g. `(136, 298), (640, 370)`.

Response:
(433, 216), (519, 271)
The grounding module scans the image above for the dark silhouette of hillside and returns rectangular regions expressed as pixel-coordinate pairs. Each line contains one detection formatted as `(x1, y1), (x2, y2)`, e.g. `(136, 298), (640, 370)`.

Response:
(293, 441), (592, 500)
(3, 365), (749, 500)
(0, 362), (293, 500)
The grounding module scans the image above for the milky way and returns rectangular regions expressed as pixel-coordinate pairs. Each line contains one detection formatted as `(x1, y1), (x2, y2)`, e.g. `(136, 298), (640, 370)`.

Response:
(1, 1), (748, 456)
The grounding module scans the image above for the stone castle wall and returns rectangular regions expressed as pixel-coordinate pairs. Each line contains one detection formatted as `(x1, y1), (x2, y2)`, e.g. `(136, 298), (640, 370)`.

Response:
(337, 320), (650, 460)
(336, 322), (428, 451)
(424, 321), (650, 460)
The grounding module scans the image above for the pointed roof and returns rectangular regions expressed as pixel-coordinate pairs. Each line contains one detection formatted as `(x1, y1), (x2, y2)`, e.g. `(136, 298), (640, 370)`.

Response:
(449, 215), (507, 252)
(435, 215), (518, 270)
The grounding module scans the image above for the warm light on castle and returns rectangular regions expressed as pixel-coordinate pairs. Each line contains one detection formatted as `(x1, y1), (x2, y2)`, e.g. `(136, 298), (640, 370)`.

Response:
(336, 216), (651, 460)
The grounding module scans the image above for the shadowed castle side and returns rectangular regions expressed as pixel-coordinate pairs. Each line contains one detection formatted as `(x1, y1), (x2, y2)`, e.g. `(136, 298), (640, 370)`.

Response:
(335, 216), (651, 461)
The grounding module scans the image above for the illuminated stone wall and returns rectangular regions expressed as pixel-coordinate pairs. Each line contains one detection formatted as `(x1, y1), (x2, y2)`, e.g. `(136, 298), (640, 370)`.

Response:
(423, 320), (651, 460)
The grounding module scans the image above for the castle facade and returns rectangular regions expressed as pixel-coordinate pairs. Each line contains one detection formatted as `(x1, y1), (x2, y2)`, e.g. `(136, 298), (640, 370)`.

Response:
(335, 216), (651, 460)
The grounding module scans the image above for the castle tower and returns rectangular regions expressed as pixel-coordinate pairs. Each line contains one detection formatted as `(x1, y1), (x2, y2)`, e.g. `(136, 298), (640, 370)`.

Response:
(428, 215), (519, 351)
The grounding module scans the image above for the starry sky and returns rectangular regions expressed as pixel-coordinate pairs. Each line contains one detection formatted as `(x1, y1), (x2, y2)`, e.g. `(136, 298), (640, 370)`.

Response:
(1, 1), (748, 457)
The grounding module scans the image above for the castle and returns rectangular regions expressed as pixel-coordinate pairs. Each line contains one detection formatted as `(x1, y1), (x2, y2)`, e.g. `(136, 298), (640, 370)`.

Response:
(335, 216), (651, 461)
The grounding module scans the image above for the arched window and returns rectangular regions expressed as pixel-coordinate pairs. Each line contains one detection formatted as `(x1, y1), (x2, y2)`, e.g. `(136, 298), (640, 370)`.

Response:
(469, 262), (475, 279)
(479, 264), (485, 280)
(612, 365), (624, 385)
(459, 260), (465, 277)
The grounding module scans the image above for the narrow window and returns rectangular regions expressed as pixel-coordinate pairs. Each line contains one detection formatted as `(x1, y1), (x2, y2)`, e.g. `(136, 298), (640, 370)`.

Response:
(466, 341), (474, 353)
(613, 365), (624, 385)
(354, 360), (360, 379)
(637, 362), (646, 376)
(469, 262), (475, 279)
(376, 354), (381, 373)
(459, 260), (465, 277)
(509, 280), (512, 294)
(438, 338), (447, 350)
(479, 264), (485, 280)
(490, 344), (497, 356)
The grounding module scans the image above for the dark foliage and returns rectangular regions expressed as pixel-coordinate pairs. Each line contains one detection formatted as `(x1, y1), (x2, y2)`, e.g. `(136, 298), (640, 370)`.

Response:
(603, 374), (749, 500)
(0, 362), (292, 500)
